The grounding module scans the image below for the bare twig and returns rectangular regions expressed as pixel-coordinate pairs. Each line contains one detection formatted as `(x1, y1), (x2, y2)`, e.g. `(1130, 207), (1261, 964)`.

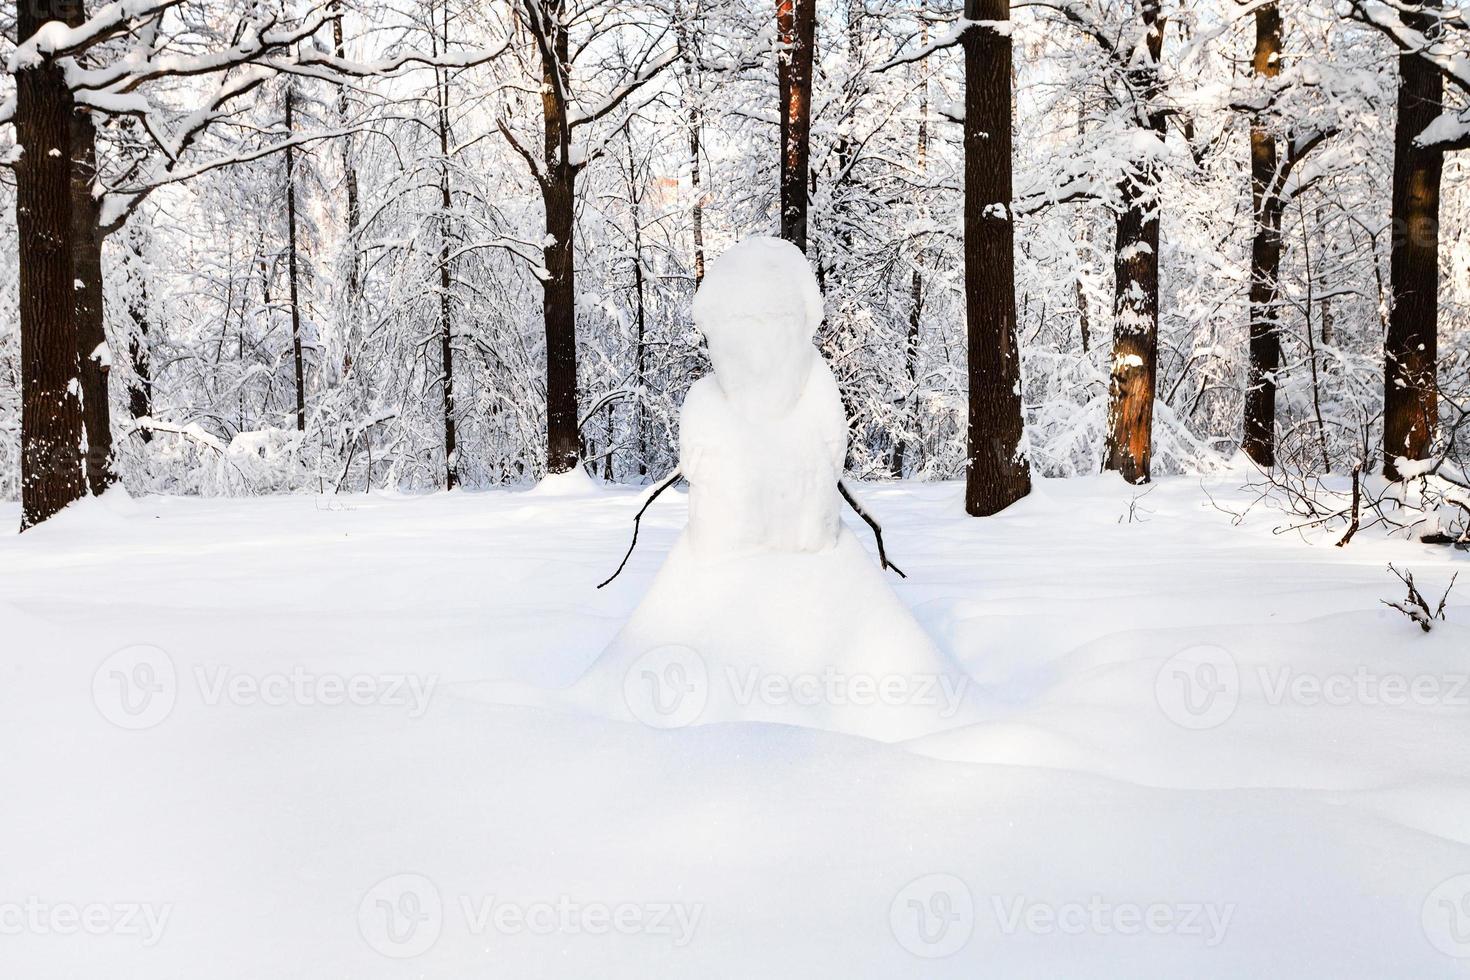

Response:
(1382, 563), (1457, 633)
(1336, 464), (1362, 547)
(838, 481), (907, 578)
(597, 471), (683, 589)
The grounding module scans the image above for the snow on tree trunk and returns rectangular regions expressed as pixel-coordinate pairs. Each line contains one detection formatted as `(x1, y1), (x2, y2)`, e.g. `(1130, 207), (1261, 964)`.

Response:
(963, 0), (1031, 516)
(776, 0), (815, 251)
(66, 43), (114, 495)
(540, 15), (582, 476)
(435, 19), (459, 492)
(1103, 0), (1166, 486)
(284, 85), (307, 434)
(1383, 0), (1443, 480)
(1244, 2), (1284, 469)
(16, 0), (85, 529)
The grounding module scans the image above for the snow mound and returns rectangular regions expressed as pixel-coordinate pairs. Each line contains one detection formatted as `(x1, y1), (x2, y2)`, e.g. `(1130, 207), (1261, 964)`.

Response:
(564, 238), (978, 741)
(526, 467), (603, 497)
(571, 529), (980, 741)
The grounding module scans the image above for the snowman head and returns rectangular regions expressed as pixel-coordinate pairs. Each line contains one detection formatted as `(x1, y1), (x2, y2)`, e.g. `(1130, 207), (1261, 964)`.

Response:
(692, 237), (825, 418)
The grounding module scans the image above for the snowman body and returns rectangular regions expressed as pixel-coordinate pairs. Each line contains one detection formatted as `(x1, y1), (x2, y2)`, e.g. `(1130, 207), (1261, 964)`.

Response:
(679, 362), (844, 558)
(576, 238), (976, 740)
(679, 236), (845, 558)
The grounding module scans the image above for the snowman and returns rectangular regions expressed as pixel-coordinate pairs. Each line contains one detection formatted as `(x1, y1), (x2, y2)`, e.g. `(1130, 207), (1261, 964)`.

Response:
(578, 238), (977, 741)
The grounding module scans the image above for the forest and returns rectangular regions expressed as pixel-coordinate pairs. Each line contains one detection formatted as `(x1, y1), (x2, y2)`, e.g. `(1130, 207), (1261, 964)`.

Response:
(4, 1), (1470, 977)
(0, 0), (1465, 533)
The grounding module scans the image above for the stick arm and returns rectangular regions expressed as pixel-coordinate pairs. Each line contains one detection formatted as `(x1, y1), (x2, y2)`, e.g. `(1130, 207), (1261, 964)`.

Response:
(596, 470), (684, 589)
(838, 481), (907, 579)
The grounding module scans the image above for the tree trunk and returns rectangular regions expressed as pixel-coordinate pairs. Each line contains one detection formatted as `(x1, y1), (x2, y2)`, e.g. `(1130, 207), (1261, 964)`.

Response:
(1103, 0), (1166, 485)
(435, 20), (459, 491)
(1074, 100), (1091, 355)
(627, 137), (649, 477)
(963, 0), (1031, 516)
(1383, 0), (1443, 479)
(333, 0), (362, 376)
(540, 20), (581, 474)
(690, 105), (705, 286)
(284, 85), (306, 433)
(63, 0), (114, 495)
(71, 113), (112, 493)
(16, 0), (85, 529)
(127, 266), (154, 440)
(776, 0), (815, 251)
(1243, 2), (1283, 468)
(893, 45), (928, 479)
(675, 0), (706, 286)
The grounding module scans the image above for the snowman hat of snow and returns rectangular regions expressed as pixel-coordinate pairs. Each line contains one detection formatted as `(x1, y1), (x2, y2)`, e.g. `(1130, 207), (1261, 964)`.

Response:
(691, 236), (824, 418)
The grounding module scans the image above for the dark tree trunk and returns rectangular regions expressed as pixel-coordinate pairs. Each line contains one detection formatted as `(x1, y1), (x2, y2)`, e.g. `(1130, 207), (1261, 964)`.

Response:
(538, 12), (581, 475)
(70, 112), (112, 493)
(893, 48), (928, 479)
(1243, 2), (1283, 468)
(16, 0), (85, 529)
(690, 105), (705, 286)
(284, 86), (306, 432)
(963, 0), (1031, 516)
(1074, 101), (1091, 355)
(1103, 0), (1166, 485)
(332, 3), (361, 301)
(435, 17), (459, 491)
(627, 138), (649, 477)
(776, 0), (815, 251)
(1383, 0), (1443, 480)
(127, 267), (154, 441)
(63, 10), (114, 495)
(332, 1), (363, 379)
(675, 0), (706, 286)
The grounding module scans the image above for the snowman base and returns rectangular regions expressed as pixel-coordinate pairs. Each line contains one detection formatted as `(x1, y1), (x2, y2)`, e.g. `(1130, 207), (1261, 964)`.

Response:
(571, 526), (979, 742)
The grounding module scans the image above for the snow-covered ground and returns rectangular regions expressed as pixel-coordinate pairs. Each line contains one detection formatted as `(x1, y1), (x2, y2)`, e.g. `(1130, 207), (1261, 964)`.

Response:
(3, 474), (1469, 978)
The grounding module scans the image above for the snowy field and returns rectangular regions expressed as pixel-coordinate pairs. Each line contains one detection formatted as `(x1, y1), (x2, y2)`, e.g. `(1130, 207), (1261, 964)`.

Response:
(3, 473), (1469, 978)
